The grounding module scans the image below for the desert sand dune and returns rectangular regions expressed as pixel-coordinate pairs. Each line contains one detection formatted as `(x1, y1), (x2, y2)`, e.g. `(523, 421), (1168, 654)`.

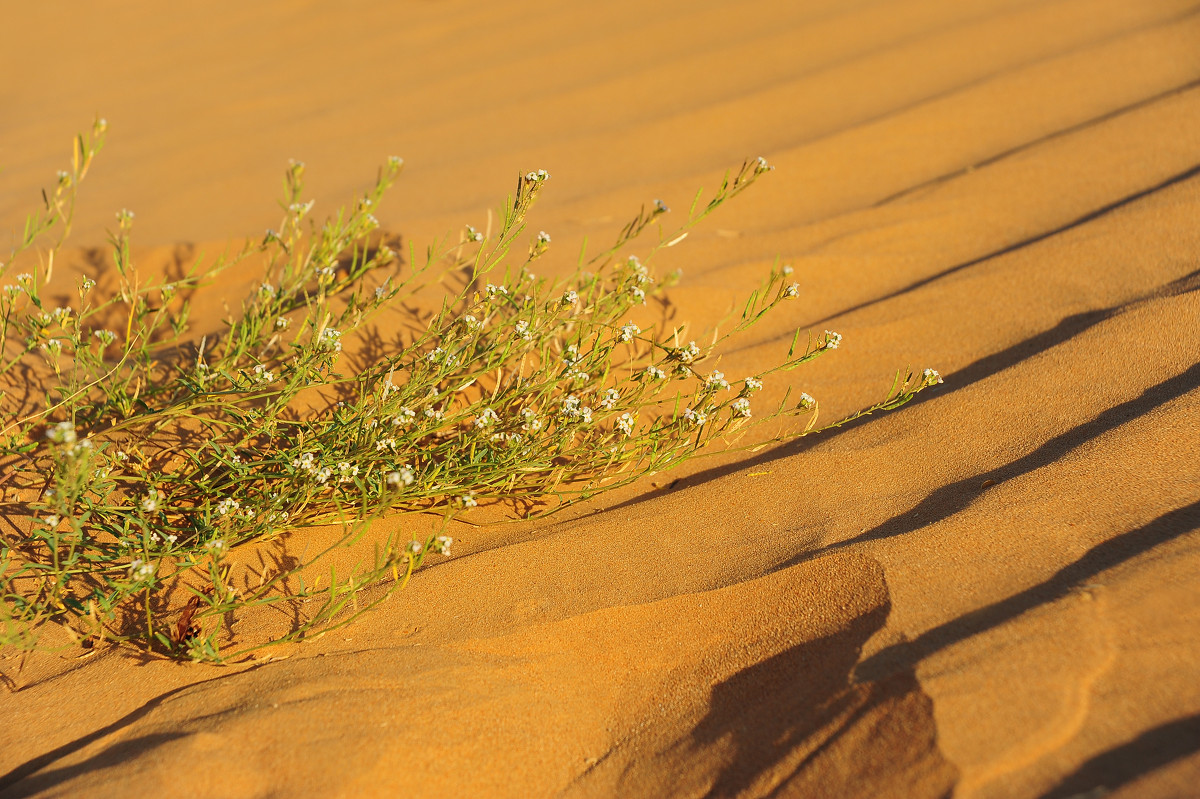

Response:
(1, 0), (1198, 797)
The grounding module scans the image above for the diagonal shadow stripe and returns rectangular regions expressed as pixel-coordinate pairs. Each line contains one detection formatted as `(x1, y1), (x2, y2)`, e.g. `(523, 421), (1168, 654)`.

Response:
(1039, 712), (1200, 799)
(855, 499), (1200, 682)
(0, 662), (269, 793)
(804, 162), (1200, 330)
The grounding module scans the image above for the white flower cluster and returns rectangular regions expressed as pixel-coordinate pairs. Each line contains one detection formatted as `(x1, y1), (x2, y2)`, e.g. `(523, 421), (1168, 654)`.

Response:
(618, 321), (640, 342)
(521, 408), (542, 432)
(525, 169), (550, 182)
(743, 376), (763, 393)
(253, 364), (275, 384)
(467, 225), (484, 243)
(682, 407), (708, 427)
(474, 407), (499, 428)
(561, 290), (578, 306)
(514, 320), (532, 340)
(317, 328), (343, 352)
(922, 368), (943, 386)
(536, 231), (551, 245)
(127, 558), (155, 581)
(706, 370), (729, 390)
(45, 420), (77, 444)
(823, 330), (842, 350)
(204, 538), (229, 558)
(216, 497), (241, 516)
(676, 341), (701, 364)
(485, 283), (507, 298)
(560, 394), (593, 423)
(141, 489), (160, 514)
(798, 393), (816, 409)
(386, 465), (416, 487)
(782, 283), (799, 299)
(598, 388), (620, 410)
(93, 329), (117, 346)
(615, 412), (635, 437)
(429, 535), (453, 556)
(731, 398), (751, 417)
(645, 364), (667, 380)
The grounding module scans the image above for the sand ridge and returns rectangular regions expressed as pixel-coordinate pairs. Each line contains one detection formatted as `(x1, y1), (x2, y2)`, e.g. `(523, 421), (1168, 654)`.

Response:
(2, 0), (1199, 796)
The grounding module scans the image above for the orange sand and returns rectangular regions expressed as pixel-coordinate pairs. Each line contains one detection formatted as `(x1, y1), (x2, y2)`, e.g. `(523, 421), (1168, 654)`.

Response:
(2, 1), (1199, 796)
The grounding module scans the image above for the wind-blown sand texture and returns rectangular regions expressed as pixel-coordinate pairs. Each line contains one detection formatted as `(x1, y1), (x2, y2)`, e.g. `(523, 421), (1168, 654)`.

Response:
(2, 0), (1199, 796)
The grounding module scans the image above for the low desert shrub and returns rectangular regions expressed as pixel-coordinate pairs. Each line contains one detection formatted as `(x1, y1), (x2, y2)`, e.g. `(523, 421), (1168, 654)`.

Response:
(0, 120), (940, 662)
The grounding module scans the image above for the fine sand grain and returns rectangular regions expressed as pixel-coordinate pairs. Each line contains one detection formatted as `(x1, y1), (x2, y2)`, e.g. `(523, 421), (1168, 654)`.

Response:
(1, 1), (1198, 797)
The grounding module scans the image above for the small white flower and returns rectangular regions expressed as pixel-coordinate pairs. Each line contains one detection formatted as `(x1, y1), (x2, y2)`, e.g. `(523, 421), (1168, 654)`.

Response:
(387, 466), (415, 487)
(141, 491), (160, 513)
(536, 230), (551, 245)
(430, 535), (453, 556)
(93, 329), (117, 346)
(615, 412), (635, 437)
(781, 264), (794, 276)
(405, 539), (423, 555)
(731, 398), (751, 417)
(474, 407), (499, 428)
(46, 420), (77, 444)
(315, 466), (334, 484)
(618, 321), (640, 342)
(645, 365), (667, 380)
(463, 314), (481, 331)
(630, 286), (646, 304)
(337, 461), (358, 483)
(43, 514), (61, 528)
(460, 493), (478, 508)
(393, 407), (416, 426)
(376, 437), (397, 451)
(318, 327), (343, 352)
(259, 282), (276, 297)
(922, 368), (943, 386)
(561, 290), (578, 306)
(485, 283), (507, 298)
(743, 376), (763, 393)
(426, 347), (445, 364)
(599, 388), (620, 410)
(677, 341), (701, 364)
(514, 320), (532, 340)
(755, 156), (774, 173)
(216, 497), (241, 515)
(823, 330), (842, 349)
(706, 370), (729, 390)
(682, 407), (708, 427)
(467, 225), (484, 243)
(524, 169), (550, 182)
(782, 283), (800, 299)
(204, 538), (228, 558)
(252, 364), (275, 384)
(798, 392), (816, 409)
(521, 408), (542, 432)
(127, 558), (155, 581)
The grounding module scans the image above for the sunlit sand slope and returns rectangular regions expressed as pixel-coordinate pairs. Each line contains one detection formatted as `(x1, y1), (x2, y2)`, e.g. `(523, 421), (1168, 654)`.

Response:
(1, 0), (1198, 797)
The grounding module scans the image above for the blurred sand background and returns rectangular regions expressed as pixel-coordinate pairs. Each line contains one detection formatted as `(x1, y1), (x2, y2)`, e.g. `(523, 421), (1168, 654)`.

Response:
(2, 0), (1199, 796)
